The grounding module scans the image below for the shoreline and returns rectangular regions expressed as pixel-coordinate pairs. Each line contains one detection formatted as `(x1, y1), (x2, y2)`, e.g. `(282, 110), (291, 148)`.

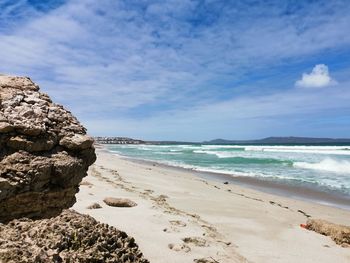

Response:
(73, 148), (350, 263)
(106, 149), (350, 211)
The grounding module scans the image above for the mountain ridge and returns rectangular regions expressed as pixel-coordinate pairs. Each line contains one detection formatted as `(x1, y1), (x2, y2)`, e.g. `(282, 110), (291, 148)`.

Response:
(203, 136), (350, 145)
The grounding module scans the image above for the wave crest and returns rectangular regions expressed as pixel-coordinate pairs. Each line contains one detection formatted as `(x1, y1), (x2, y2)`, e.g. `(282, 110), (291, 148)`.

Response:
(294, 158), (350, 174)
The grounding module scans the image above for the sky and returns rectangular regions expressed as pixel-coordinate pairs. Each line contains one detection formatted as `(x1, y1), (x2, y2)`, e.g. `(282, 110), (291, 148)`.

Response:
(0, 0), (350, 141)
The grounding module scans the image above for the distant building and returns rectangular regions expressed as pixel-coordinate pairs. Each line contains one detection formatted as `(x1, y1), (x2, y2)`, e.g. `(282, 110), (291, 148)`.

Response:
(94, 137), (145, 144)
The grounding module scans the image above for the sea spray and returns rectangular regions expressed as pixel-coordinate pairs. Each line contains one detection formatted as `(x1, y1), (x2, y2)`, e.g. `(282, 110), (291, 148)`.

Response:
(294, 158), (350, 174)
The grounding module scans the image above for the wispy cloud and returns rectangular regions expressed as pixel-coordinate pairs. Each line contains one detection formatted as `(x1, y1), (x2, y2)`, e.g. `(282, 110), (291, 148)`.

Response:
(85, 78), (350, 140)
(0, 0), (350, 139)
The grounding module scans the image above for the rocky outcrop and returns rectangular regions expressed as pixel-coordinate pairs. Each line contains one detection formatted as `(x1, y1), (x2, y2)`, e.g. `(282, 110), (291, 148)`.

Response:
(0, 75), (148, 262)
(0, 209), (149, 262)
(0, 75), (96, 222)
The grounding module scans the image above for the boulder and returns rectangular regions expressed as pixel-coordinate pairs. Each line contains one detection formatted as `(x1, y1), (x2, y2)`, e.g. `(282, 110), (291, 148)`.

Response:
(0, 75), (96, 222)
(104, 197), (137, 207)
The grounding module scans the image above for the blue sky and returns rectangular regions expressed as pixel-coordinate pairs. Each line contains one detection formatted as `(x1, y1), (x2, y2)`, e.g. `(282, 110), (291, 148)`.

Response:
(0, 0), (350, 141)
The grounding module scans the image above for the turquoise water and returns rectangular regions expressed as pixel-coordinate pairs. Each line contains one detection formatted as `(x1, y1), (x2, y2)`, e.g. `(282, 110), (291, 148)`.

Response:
(107, 144), (350, 196)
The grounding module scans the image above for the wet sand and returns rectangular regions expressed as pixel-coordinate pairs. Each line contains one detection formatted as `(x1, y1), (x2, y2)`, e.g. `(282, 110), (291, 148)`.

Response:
(127, 156), (350, 211)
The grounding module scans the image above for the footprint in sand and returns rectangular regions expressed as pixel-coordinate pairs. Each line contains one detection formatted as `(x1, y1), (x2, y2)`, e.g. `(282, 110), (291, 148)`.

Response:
(194, 258), (219, 263)
(201, 224), (216, 232)
(163, 226), (180, 233)
(201, 225), (217, 238)
(297, 209), (311, 218)
(189, 213), (200, 219)
(169, 220), (187, 227)
(182, 237), (208, 247)
(79, 180), (93, 188)
(152, 195), (168, 204)
(269, 200), (289, 209)
(168, 243), (191, 253)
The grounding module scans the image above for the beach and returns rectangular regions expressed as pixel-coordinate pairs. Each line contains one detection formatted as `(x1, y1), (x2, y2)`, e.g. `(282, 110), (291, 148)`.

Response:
(73, 148), (350, 263)
(2, 2), (350, 262)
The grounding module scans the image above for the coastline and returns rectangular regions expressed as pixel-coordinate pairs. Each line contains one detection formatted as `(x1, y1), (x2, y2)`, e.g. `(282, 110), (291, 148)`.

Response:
(107, 148), (350, 211)
(73, 148), (350, 263)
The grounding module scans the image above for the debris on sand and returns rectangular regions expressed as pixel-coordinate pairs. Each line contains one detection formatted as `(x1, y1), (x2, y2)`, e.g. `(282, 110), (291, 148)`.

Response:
(306, 219), (350, 247)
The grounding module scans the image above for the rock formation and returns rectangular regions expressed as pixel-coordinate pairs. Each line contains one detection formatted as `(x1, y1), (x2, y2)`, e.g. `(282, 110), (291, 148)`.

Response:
(0, 75), (149, 262)
(0, 210), (148, 263)
(0, 75), (96, 222)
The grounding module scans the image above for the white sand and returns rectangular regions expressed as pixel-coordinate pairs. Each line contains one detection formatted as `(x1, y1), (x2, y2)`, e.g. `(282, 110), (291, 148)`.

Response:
(73, 149), (350, 263)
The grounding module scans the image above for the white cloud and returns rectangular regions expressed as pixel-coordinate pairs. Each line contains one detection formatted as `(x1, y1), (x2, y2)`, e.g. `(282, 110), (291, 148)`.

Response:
(1, 1), (350, 139)
(295, 64), (337, 88)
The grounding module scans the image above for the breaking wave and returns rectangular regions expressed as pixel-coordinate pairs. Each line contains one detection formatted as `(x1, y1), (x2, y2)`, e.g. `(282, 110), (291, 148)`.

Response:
(294, 158), (350, 174)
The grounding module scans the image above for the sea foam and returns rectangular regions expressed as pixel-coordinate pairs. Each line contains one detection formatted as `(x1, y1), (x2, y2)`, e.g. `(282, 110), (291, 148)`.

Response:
(294, 158), (350, 174)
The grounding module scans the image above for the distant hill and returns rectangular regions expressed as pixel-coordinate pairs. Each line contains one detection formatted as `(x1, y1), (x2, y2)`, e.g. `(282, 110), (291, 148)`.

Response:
(94, 136), (350, 145)
(203, 137), (350, 145)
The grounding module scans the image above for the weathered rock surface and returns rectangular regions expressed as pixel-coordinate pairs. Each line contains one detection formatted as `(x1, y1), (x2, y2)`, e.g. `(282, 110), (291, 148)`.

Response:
(306, 219), (350, 247)
(0, 75), (96, 222)
(0, 209), (149, 263)
(103, 197), (137, 207)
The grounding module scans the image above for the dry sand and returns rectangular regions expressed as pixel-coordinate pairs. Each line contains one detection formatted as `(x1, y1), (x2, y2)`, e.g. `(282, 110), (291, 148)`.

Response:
(73, 149), (350, 263)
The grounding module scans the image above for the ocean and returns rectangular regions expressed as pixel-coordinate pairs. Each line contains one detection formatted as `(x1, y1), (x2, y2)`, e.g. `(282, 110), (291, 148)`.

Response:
(107, 144), (350, 201)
